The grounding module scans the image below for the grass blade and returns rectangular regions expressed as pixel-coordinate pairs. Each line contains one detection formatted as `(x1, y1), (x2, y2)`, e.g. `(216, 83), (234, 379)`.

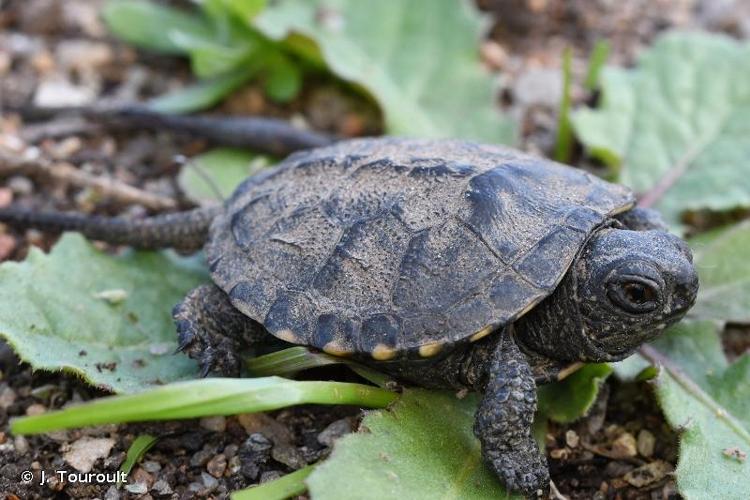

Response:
(149, 67), (257, 114)
(584, 40), (610, 91)
(120, 434), (159, 481)
(11, 377), (396, 435)
(246, 347), (394, 388)
(246, 347), (341, 377)
(553, 47), (574, 163)
(230, 465), (314, 500)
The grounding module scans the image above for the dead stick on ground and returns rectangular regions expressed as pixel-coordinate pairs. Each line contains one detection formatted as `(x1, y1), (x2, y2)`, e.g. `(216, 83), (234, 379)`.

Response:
(0, 148), (177, 211)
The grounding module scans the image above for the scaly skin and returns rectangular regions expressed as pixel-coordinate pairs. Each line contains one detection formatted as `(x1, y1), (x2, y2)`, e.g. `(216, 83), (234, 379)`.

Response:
(474, 334), (548, 497)
(173, 284), (266, 376)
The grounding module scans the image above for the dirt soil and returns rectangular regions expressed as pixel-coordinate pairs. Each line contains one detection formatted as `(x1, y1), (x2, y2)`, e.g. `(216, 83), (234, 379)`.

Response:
(0, 0), (748, 499)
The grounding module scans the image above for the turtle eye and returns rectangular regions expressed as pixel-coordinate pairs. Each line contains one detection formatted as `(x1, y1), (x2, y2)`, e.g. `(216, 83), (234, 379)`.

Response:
(623, 282), (656, 304)
(607, 278), (660, 314)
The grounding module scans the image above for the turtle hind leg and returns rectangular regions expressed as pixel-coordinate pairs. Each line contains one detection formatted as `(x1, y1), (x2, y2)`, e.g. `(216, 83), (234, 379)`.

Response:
(173, 284), (266, 377)
(473, 333), (550, 497)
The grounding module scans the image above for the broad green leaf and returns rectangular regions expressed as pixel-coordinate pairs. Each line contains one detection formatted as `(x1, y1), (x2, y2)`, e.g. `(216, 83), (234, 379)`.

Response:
(307, 389), (517, 500)
(308, 367), (613, 500)
(253, 0), (515, 143)
(103, 0), (212, 54)
(0, 234), (204, 393)
(572, 32), (750, 225)
(232, 465), (314, 500)
(537, 363), (612, 423)
(690, 222), (750, 323)
(645, 321), (750, 500)
(149, 67), (257, 114)
(11, 377), (396, 435)
(178, 148), (268, 203)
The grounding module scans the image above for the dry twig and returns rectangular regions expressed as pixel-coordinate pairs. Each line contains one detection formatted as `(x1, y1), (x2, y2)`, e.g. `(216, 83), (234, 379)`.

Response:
(0, 147), (177, 211)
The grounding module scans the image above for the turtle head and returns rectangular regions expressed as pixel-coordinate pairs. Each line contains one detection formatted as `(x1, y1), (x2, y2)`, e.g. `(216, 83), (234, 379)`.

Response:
(516, 227), (698, 363)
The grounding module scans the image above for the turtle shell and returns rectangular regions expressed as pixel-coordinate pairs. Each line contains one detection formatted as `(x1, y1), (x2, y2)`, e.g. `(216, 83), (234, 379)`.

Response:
(206, 138), (635, 360)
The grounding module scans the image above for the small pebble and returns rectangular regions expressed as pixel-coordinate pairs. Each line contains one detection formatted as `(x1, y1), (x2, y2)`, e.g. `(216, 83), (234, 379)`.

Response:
(125, 482), (148, 495)
(7, 177), (33, 196)
(623, 460), (673, 487)
(201, 471), (219, 490)
(63, 437), (116, 473)
(0, 188), (13, 208)
(565, 429), (580, 449)
(610, 432), (637, 458)
(317, 418), (354, 447)
(13, 436), (29, 455)
(25, 403), (46, 416)
(190, 447), (215, 467)
(104, 485), (120, 500)
(260, 470), (283, 483)
(636, 429), (656, 457)
(0, 234), (17, 261)
(0, 386), (14, 409)
(200, 416), (227, 433)
(141, 460), (161, 473)
(239, 433), (272, 481)
(723, 446), (747, 463)
(206, 453), (227, 478)
(151, 479), (173, 496)
(227, 455), (242, 475)
(272, 443), (306, 470)
(223, 443), (239, 459)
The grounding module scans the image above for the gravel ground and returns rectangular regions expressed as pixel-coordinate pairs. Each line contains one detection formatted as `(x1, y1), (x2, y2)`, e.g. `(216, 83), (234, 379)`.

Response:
(0, 0), (748, 498)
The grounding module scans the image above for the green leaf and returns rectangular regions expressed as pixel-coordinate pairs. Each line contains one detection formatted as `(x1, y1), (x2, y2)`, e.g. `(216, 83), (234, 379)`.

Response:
(103, 0), (212, 55)
(537, 363), (613, 423)
(572, 32), (750, 225)
(264, 54), (303, 102)
(644, 321), (750, 500)
(690, 222), (750, 323)
(307, 389), (518, 500)
(308, 363), (612, 500)
(171, 30), (256, 79)
(231, 465), (314, 500)
(0, 234), (204, 393)
(120, 434), (159, 481)
(222, 0), (268, 22)
(253, 0), (515, 143)
(11, 377), (396, 435)
(178, 148), (268, 203)
(149, 67), (257, 114)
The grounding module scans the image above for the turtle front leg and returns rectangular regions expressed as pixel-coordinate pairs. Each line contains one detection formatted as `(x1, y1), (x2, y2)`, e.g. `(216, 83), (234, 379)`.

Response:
(474, 333), (549, 497)
(173, 284), (266, 377)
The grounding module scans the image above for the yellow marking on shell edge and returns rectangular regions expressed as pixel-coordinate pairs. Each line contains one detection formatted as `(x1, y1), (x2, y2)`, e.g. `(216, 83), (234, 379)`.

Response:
(469, 325), (494, 342)
(322, 342), (351, 357)
(276, 329), (298, 343)
(611, 201), (636, 215)
(372, 344), (397, 361)
(517, 299), (540, 319)
(418, 342), (443, 358)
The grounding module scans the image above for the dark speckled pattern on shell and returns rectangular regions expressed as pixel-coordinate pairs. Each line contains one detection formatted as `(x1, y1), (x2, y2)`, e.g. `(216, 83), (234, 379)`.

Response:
(206, 138), (635, 357)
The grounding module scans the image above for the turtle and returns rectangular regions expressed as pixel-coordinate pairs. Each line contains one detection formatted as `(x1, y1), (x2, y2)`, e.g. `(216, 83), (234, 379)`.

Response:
(0, 137), (699, 496)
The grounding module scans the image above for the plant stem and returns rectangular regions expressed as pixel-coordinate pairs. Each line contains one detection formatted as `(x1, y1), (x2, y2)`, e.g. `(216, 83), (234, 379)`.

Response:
(639, 345), (750, 444)
(584, 40), (610, 91)
(554, 47), (574, 163)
